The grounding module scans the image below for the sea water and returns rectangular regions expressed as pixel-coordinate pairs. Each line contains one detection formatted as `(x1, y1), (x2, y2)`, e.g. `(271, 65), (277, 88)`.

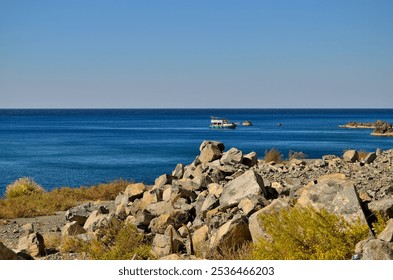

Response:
(1, 109), (392, 196)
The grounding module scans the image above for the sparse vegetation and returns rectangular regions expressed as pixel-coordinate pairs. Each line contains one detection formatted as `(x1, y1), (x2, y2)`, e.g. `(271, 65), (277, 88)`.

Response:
(0, 179), (130, 219)
(5, 177), (45, 199)
(371, 212), (390, 236)
(196, 241), (253, 260)
(60, 220), (154, 260)
(288, 150), (307, 160)
(357, 150), (369, 161)
(264, 148), (283, 163)
(252, 206), (370, 260)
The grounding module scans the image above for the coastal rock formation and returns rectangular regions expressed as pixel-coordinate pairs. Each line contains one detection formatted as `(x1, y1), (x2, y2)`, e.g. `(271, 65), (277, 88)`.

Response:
(3, 140), (393, 260)
(340, 120), (393, 137)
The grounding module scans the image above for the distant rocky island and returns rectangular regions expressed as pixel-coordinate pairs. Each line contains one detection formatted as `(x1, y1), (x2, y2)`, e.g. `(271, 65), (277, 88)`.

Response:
(340, 120), (393, 136)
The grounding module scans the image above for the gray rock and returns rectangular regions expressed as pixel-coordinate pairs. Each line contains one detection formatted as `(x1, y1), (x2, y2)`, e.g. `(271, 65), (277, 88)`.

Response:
(242, 151), (258, 167)
(368, 198), (393, 218)
(221, 147), (243, 165)
(219, 170), (267, 210)
(146, 201), (174, 216)
(21, 223), (35, 235)
(343, 150), (359, 162)
(360, 239), (393, 260)
(248, 198), (290, 243)
(65, 203), (95, 226)
(0, 242), (18, 260)
(297, 173), (368, 224)
(17, 232), (45, 257)
(172, 163), (184, 179)
(364, 152), (377, 164)
(62, 221), (87, 237)
(377, 219), (393, 242)
(200, 194), (219, 218)
(199, 140), (225, 152)
(199, 144), (223, 163)
(209, 215), (251, 249)
(155, 174), (173, 189)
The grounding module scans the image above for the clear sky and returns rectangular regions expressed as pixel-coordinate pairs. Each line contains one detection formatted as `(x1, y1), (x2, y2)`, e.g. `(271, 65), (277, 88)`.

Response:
(1, 0), (392, 108)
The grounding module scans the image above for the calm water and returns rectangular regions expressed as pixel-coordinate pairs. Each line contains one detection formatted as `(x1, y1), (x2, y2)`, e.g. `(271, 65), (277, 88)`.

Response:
(1, 109), (393, 196)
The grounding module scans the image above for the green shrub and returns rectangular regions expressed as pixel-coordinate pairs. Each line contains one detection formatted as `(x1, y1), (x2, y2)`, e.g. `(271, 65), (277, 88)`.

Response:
(252, 206), (370, 260)
(264, 148), (283, 163)
(371, 212), (389, 236)
(5, 177), (45, 198)
(62, 220), (154, 260)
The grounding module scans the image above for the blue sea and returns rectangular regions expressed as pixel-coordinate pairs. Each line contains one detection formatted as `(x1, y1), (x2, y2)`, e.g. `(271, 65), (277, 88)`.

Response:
(1, 109), (393, 196)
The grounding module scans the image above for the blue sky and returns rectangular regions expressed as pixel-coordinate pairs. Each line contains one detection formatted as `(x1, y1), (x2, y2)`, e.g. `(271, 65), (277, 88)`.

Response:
(1, 0), (392, 108)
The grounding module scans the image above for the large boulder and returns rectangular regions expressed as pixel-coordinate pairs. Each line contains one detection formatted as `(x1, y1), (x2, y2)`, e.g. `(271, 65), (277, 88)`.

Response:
(248, 198), (290, 243)
(343, 150), (359, 163)
(242, 152), (258, 167)
(65, 203), (96, 226)
(199, 144), (223, 163)
(363, 152), (377, 164)
(199, 141), (225, 152)
(297, 173), (367, 224)
(221, 148), (243, 165)
(0, 242), (18, 260)
(219, 170), (267, 210)
(209, 215), (251, 249)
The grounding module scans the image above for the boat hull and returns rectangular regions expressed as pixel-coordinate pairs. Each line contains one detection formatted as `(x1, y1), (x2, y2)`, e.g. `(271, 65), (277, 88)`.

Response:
(209, 124), (237, 129)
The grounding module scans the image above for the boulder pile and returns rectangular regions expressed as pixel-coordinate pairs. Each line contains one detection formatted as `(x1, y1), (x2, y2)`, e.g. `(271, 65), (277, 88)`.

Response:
(2, 140), (393, 260)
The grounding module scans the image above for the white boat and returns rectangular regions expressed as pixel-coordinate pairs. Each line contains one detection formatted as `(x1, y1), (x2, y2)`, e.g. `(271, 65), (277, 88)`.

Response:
(209, 116), (237, 129)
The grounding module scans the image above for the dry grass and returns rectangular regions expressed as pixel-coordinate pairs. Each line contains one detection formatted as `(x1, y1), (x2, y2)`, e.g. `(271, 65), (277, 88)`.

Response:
(357, 150), (369, 161)
(5, 177), (45, 198)
(264, 148), (283, 163)
(195, 241), (253, 260)
(0, 179), (130, 219)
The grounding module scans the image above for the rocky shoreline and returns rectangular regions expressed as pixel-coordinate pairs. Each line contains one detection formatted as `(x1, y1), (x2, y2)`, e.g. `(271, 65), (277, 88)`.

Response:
(1, 140), (393, 260)
(340, 120), (393, 137)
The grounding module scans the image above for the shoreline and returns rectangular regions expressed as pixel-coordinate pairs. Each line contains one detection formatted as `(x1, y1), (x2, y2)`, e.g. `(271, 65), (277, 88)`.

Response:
(1, 140), (393, 260)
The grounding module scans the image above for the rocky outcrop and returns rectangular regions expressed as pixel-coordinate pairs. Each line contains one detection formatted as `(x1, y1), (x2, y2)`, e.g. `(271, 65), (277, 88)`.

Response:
(340, 120), (393, 137)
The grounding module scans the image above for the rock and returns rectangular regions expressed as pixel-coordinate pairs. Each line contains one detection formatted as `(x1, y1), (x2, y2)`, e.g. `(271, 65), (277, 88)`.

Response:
(151, 234), (171, 257)
(242, 120), (253, 126)
(134, 210), (154, 228)
(208, 183), (224, 198)
(209, 215), (251, 249)
(115, 203), (129, 220)
(21, 223), (35, 235)
(149, 210), (189, 234)
(124, 183), (146, 201)
(242, 152), (258, 167)
(377, 219), (393, 242)
(65, 203), (95, 226)
(368, 198), (393, 218)
(192, 225), (209, 251)
(297, 173), (368, 224)
(146, 201), (174, 216)
(62, 221), (87, 237)
(238, 197), (259, 216)
(115, 192), (129, 207)
(248, 198), (290, 243)
(363, 152), (377, 164)
(219, 170), (266, 210)
(343, 150), (359, 162)
(0, 242), (18, 260)
(359, 239), (393, 260)
(17, 232), (45, 257)
(172, 163), (184, 179)
(199, 194), (219, 219)
(199, 144), (223, 163)
(155, 174), (173, 189)
(199, 140), (225, 152)
(138, 190), (159, 210)
(83, 209), (112, 232)
(221, 148), (243, 165)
